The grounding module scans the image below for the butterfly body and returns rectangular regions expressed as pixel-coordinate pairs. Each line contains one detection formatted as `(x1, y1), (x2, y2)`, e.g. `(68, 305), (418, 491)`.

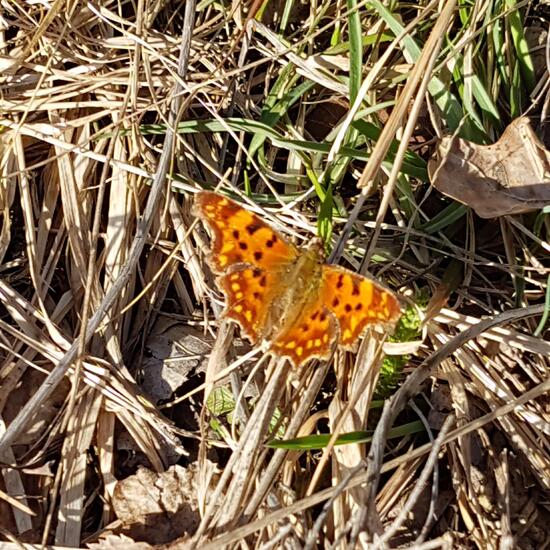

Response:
(264, 239), (324, 333)
(194, 191), (401, 367)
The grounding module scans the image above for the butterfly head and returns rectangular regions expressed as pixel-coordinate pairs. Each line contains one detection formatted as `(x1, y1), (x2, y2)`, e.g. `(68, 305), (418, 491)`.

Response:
(304, 237), (327, 261)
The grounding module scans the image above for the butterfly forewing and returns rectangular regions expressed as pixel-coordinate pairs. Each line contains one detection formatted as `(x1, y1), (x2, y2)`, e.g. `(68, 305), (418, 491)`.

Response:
(194, 192), (299, 273)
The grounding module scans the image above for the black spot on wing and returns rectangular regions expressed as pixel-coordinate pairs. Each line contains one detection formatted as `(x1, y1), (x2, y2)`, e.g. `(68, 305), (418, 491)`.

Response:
(266, 235), (278, 247)
(246, 221), (262, 235)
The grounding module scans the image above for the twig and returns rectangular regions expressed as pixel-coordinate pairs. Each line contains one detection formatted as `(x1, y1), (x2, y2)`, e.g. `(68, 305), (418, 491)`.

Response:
(373, 414), (455, 548)
(304, 460), (367, 550)
(412, 402), (441, 544)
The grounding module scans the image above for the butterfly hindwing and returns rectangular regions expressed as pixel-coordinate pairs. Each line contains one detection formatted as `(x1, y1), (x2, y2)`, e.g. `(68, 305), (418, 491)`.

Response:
(270, 303), (338, 366)
(319, 265), (401, 347)
(219, 266), (281, 344)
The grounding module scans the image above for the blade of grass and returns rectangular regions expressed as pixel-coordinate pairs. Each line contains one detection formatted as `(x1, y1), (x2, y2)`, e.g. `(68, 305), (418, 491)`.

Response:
(505, 0), (536, 91)
(135, 118), (428, 180)
(368, 0), (484, 140)
(267, 420), (425, 450)
(419, 203), (467, 234)
(347, 0), (362, 104)
(534, 274), (550, 337)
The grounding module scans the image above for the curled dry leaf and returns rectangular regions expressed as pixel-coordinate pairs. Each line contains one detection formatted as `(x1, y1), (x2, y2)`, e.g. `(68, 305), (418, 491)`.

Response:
(428, 117), (550, 218)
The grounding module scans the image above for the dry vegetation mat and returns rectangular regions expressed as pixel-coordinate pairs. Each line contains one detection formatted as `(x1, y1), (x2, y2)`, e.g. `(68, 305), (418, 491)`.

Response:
(0, 0), (549, 548)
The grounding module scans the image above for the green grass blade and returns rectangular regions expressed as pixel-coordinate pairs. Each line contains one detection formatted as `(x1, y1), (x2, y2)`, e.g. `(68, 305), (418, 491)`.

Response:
(368, 0), (485, 141)
(266, 420), (425, 450)
(505, 0), (536, 91)
(418, 203), (467, 234)
(347, 0), (363, 104)
(136, 118), (427, 180)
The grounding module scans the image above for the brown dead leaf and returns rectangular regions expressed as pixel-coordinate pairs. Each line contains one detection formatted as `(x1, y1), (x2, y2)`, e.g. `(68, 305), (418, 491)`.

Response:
(428, 117), (550, 218)
(111, 464), (203, 544)
(141, 318), (212, 404)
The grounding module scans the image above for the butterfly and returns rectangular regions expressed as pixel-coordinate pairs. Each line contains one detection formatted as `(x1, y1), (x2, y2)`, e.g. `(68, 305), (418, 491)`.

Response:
(193, 191), (401, 367)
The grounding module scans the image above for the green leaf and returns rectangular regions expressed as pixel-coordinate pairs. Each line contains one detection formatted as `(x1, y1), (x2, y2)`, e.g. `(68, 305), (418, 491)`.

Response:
(418, 203), (467, 234)
(267, 420), (425, 450)
(207, 386), (235, 416)
(347, 0), (363, 104)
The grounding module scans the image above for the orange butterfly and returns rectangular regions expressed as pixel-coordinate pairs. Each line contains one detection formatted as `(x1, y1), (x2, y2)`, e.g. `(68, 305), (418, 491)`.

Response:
(194, 191), (401, 367)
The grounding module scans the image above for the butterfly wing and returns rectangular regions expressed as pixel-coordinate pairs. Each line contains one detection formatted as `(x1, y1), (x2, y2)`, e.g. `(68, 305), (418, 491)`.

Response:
(218, 267), (281, 343)
(270, 303), (339, 366)
(194, 191), (299, 344)
(195, 191), (401, 363)
(319, 265), (401, 347)
(193, 191), (299, 273)
(270, 265), (400, 365)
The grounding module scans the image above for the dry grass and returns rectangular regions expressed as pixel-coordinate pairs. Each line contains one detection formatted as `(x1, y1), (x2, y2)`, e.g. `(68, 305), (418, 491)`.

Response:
(0, 0), (549, 548)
